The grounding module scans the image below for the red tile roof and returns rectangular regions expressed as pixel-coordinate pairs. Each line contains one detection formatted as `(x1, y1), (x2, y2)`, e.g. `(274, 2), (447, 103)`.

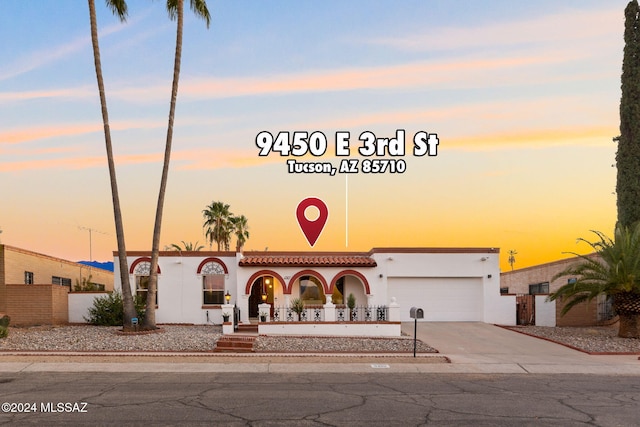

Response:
(239, 253), (377, 267)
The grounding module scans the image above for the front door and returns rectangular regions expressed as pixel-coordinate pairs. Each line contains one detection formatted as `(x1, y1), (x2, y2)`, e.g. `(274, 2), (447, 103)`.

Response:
(248, 279), (262, 318)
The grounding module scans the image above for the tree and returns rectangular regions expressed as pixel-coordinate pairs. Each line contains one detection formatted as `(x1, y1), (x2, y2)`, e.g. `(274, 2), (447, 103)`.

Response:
(508, 250), (517, 271)
(144, 0), (211, 330)
(202, 201), (233, 251)
(617, 0), (640, 228)
(548, 224), (640, 338)
(88, 0), (138, 330)
(169, 241), (204, 251)
(231, 215), (250, 252)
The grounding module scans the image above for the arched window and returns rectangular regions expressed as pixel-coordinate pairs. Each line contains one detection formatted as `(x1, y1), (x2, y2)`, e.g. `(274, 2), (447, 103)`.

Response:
(133, 261), (157, 305)
(299, 275), (325, 305)
(202, 261), (225, 305)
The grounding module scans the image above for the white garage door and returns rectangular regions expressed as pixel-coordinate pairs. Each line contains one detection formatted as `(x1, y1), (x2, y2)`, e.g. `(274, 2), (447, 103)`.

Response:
(389, 277), (483, 321)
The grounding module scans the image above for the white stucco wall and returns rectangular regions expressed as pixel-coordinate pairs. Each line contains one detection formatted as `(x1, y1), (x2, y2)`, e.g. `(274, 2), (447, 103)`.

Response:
(114, 252), (237, 325)
(68, 292), (109, 323)
(535, 295), (556, 327)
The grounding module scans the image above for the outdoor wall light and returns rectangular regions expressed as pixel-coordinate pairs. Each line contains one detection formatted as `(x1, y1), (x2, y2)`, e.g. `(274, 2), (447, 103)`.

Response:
(224, 291), (231, 304)
(261, 293), (267, 302)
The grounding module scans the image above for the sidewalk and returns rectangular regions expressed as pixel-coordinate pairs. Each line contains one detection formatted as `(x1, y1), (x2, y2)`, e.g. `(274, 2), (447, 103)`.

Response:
(1, 322), (638, 374)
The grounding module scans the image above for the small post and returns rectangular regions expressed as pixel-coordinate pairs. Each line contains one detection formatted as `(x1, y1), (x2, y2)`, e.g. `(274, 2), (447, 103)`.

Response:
(413, 317), (417, 357)
(409, 307), (424, 358)
(131, 317), (138, 332)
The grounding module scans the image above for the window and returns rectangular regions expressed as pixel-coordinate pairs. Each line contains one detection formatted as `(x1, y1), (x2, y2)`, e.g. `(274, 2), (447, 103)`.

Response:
(201, 261), (225, 305)
(203, 275), (224, 304)
(134, 261), (157, 305)
(529, 282), (549, 294)
(52, 276), (71, 287)
(24, 271), (34, 285)
(299, 275), (325, 305)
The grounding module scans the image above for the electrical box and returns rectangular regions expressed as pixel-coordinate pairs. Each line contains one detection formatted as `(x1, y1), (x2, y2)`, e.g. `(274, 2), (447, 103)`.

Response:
(409, 307), (424, 319)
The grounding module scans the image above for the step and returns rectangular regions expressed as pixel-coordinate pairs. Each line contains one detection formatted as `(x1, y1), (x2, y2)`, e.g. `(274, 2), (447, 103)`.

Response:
(214, 335), (256, 352)
(236, 323), (259, 333)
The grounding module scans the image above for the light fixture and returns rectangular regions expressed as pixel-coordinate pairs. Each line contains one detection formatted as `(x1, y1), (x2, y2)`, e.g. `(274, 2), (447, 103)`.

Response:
(225, 291), (231, 304)
(261, 293), (267, 302)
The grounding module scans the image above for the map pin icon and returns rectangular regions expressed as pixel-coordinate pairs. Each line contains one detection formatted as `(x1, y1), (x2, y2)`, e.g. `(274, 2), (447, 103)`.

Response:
(296, 197), (329, 247)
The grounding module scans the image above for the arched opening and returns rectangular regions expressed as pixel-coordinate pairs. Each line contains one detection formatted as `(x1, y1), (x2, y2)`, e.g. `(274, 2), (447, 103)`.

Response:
(330, 270), (370, 308)
(293, 275), (326, 306)
(248, 275), (283, 318)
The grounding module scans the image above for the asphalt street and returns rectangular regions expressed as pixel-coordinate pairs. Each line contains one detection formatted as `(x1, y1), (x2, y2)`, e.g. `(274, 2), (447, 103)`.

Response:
(1, 372), (639, 426)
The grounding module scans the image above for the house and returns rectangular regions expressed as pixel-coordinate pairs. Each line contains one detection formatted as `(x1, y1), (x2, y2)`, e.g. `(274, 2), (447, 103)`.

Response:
(113, 247), (514, 331)
(0, 244), (114, 326)
(500, 253), (613, 326)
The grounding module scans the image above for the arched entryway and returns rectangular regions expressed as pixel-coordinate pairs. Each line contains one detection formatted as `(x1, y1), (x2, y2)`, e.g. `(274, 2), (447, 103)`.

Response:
(246, 273), (284, 319)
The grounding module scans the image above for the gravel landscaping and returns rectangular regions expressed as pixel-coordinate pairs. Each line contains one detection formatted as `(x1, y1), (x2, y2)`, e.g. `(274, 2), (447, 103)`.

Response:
(1, 324), (638, 355)
(0, 325), (437, 353)
(506, 325), (640, 354)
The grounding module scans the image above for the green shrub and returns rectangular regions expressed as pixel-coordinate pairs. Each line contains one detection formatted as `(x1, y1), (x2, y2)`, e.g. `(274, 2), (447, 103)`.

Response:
(84, 291), (145, 326)
(347, 293), (356, 310)
(0, 326), (8, 339)
(0, 314), (10, 328)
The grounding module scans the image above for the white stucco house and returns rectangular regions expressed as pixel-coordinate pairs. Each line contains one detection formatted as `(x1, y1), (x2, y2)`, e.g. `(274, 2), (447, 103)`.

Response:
(112, 247), (515, 332)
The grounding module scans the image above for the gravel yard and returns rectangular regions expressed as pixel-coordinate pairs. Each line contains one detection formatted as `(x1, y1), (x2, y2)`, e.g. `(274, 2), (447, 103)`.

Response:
(0, 325), (437, 353)
(1, 324), (638, 355)
(506, 325), (640, 354)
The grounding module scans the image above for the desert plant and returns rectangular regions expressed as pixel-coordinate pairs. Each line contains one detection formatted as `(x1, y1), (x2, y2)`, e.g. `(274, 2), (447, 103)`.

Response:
(85, 291), (145, 326)
(0, 314), (10, 328)
(290, 297), (305, 320)
(222, 312), (230, 322)
(549, 223), (640, 338)
(347, 293), (356, 309)
(0, 326), (7, 339)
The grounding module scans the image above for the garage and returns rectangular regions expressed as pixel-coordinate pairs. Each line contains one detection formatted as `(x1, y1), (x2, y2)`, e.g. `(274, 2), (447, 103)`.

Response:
(388, 277), (484, 321)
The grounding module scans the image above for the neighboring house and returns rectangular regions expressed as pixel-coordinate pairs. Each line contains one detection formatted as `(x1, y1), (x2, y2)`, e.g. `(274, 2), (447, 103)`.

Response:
(0, 244), (114, 326)
(500, 253), (613, 326)
(113, 247), (513, 326)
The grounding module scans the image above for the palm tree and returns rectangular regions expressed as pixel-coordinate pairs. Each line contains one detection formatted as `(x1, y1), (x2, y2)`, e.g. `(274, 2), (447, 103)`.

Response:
(144, 0), (211, 330)
(549, 224), (640, 338)
(169, 241), (204, 251)
(202, 201), (232, 251)
(231, 215), (250, 252)
(88, 0), (138, 330)
(508, 250), (517, 271)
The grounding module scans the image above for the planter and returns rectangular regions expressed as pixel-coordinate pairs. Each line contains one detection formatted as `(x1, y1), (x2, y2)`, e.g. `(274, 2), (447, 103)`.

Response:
(260, 316), (267, 322)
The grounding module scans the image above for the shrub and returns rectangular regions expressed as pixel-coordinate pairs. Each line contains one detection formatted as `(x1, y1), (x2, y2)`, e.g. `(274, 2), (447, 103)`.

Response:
(0, 314), (10, 328)
(290, 297), (305, 320)
(347, 293), (356, 310)
(0, 326), (8, 339)
(84, 291), (145, 326)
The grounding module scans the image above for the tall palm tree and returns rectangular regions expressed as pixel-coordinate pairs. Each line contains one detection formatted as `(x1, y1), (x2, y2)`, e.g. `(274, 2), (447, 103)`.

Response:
(231, 215), (250, 252)
(202, 201), (232, 251)
(549, 224), (640, 338)
(145, 0), (211, 329)
(88, 0), (137, 330)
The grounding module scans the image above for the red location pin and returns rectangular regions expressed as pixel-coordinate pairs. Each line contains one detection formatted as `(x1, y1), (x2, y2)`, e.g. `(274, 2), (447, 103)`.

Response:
(296, 197), (329, 247)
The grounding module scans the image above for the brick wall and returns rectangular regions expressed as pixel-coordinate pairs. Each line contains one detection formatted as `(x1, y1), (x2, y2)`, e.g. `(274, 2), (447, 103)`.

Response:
(5, 284), (70, 326)
(501, 253), (601, 326)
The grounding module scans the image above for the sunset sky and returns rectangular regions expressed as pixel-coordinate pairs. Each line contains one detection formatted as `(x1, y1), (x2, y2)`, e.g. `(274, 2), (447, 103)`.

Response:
(0, 1), (626, 271)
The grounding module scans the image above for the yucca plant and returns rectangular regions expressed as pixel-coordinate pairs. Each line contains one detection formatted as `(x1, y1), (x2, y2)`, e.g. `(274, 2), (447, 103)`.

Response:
(549, 223), (640, 338)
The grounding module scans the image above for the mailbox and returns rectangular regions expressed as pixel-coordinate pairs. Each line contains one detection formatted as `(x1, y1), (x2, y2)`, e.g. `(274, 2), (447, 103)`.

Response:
(410, 307), (424, 319)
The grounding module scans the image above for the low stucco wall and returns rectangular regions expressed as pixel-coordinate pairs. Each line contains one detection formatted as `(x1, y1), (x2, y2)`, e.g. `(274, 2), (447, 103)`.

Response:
(258, 322), (402, 337)
(68, 292), (109, 323)
(535, 295), (556, 327)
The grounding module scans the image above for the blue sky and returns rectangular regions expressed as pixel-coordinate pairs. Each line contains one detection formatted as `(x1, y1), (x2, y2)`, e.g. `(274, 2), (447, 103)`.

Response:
(0, 1), (629, 270)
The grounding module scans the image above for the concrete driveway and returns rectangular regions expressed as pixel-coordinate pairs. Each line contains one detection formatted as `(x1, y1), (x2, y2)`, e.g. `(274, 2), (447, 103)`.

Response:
(401, 321), (640, 374)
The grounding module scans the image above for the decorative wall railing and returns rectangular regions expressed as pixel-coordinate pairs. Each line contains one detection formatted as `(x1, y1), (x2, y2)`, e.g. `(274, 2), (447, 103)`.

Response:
(271, 305), (389, 322)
